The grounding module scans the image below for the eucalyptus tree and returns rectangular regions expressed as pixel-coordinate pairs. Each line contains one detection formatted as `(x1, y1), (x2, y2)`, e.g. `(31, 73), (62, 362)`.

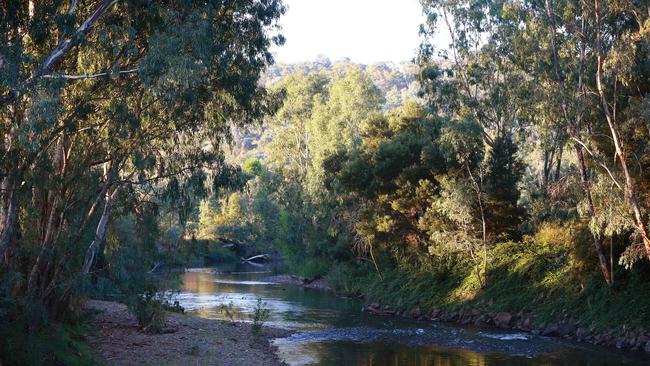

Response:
(510, 0), (617, 284)
(508, 0), (650, 282)
(418, 0), (650, 284)
(418, 0), (528, 246)
(590, 0), (650, 265)
(0, 0), (284, 317)
(419, 0), (531, 146)
(264, 73), (328, 185)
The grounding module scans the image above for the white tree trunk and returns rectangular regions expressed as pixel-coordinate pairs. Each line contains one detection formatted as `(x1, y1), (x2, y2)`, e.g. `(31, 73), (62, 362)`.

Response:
(82, 187), (119, 275)
(0, 187), (17, 263)
(593, 0), (650, 261)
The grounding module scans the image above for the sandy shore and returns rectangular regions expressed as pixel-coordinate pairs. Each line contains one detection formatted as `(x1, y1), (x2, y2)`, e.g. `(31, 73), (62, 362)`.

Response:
(86, 300), (290, 366)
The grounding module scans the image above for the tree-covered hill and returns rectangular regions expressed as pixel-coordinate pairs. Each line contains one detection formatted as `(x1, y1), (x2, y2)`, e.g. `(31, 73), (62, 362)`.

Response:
(228, 57), (422, 163)
(263, 56), (421, 111)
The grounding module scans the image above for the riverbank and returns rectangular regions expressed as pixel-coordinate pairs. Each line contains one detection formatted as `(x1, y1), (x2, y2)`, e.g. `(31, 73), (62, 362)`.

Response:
(326, 258), (650, 356)
(361, 301), (650, 354)
(86, 300), (289, 366)
(352, 266), (650, 355)
(269, 255), (650, 356)
(263, 274), (332, 292)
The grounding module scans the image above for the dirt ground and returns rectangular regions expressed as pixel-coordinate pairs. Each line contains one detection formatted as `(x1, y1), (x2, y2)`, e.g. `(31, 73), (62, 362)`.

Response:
(86, 300), (290, 366)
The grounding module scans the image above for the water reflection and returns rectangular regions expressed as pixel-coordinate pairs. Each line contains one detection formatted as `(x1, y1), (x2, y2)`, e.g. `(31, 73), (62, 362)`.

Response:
(280, 342), (491, 366)
(175, 264), (650, 366)
(276, 340), (648, 366)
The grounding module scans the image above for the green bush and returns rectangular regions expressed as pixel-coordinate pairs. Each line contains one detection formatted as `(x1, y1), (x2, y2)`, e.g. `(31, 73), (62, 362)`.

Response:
(530, 220), (596, 276)
(286, 257), (332, 278)
(251, 298), (270, 334)
(326, 261), (377, 294)
(126, 288), (183, 333)
(0, 282), (95, 366)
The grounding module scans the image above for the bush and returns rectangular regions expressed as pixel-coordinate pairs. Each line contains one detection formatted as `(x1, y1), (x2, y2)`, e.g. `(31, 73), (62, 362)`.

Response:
(219, 301), (240, 321)
(530, 221), (596, 277)
(326, 261), (376, 294)
(286, 257), (331, 278)
(250, 298), (270, 334)
(128, 291), (166, 333)
(126, 288), (183, 333)
(0, 288), (95, 366)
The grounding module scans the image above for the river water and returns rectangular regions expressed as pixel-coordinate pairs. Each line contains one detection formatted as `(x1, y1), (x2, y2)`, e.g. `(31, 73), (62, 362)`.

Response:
(174, 263), (649, 366)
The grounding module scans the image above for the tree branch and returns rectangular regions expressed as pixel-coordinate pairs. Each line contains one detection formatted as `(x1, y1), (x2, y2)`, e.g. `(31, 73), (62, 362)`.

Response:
(118, 165), (209, 185)
(39, 0), (120, 76)
(1, 0), (120, 106)
(42, 68), (140, 80)
(571, 137), (624, 192)
(68, 0), (79, 15)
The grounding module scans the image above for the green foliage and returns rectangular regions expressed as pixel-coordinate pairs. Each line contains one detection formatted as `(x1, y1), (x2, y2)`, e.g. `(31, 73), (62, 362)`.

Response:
(263, 58), (421, 111)
(250, 298), (270, 334)
(202, 243), (240, 264)
(0, 275), (95, 366)
(242, 158), (264, 177)
(0, 321), (96, 366)
(0, 0), (284, 362)
(287, 257), (333, 279)
(530, 221), (596, 276)
(344, 240), (650, 332)
(483, 135), (525, 240)
(126, 287), (183, 334)
(326, 261), (378, 295)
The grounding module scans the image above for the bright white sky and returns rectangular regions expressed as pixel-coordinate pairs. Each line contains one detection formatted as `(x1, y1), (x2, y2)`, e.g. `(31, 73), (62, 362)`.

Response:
(273, 0), (428, 64)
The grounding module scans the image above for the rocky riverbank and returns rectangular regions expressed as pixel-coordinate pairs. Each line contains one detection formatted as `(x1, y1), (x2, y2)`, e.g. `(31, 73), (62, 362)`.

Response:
(86, 300), (290, 366)
(362, 302), (650, 355)
(266, 273), (650, 356)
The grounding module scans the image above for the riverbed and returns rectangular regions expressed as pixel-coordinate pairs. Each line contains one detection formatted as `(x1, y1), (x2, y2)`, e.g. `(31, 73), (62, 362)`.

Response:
(174, 263), (650, 366)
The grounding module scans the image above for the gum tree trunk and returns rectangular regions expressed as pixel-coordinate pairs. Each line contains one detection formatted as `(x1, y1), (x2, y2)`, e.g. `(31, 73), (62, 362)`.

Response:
(82, 187), (119, 275)
(544, 0), (612, 284)
(593, 0), (650, 261)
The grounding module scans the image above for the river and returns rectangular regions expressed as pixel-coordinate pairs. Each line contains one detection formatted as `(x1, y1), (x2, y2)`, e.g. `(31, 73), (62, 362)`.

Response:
(173, 263), (649, 366)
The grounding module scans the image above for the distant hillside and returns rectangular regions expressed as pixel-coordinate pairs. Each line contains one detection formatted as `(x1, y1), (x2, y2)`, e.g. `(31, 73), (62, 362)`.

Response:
(262, 56), (421, 111)
(226, 57), (422, 163)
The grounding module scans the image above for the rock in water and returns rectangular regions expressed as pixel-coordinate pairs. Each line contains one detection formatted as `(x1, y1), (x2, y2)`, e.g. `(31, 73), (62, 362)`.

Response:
(494, 312), (512, 327)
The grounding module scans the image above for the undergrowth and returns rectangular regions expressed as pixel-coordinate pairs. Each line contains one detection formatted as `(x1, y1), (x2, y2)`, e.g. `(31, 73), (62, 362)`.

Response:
(326, 240), (650, 334)
(0, 302), (95, 366)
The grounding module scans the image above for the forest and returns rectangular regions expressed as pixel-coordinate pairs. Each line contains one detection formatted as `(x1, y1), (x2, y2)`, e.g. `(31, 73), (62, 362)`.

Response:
(1, 0), (650, 365)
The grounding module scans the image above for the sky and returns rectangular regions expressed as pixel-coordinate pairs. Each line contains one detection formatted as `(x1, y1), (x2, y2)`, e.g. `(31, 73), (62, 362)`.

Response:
(272, 0), (428, 64)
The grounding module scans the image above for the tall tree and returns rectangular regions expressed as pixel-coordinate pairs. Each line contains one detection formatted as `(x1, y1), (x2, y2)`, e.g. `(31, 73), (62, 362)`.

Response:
(0, 0), (284, 316)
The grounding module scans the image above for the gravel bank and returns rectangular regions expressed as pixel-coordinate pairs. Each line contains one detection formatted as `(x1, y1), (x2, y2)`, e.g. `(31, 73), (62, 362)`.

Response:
(86, 300), (290, 366)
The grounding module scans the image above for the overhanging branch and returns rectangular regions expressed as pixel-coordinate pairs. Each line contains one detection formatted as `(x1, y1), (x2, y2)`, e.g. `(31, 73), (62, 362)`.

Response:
(1, 0), (120, 106)
(42, 68), (140, 80)
(39, 0), (120, 76)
